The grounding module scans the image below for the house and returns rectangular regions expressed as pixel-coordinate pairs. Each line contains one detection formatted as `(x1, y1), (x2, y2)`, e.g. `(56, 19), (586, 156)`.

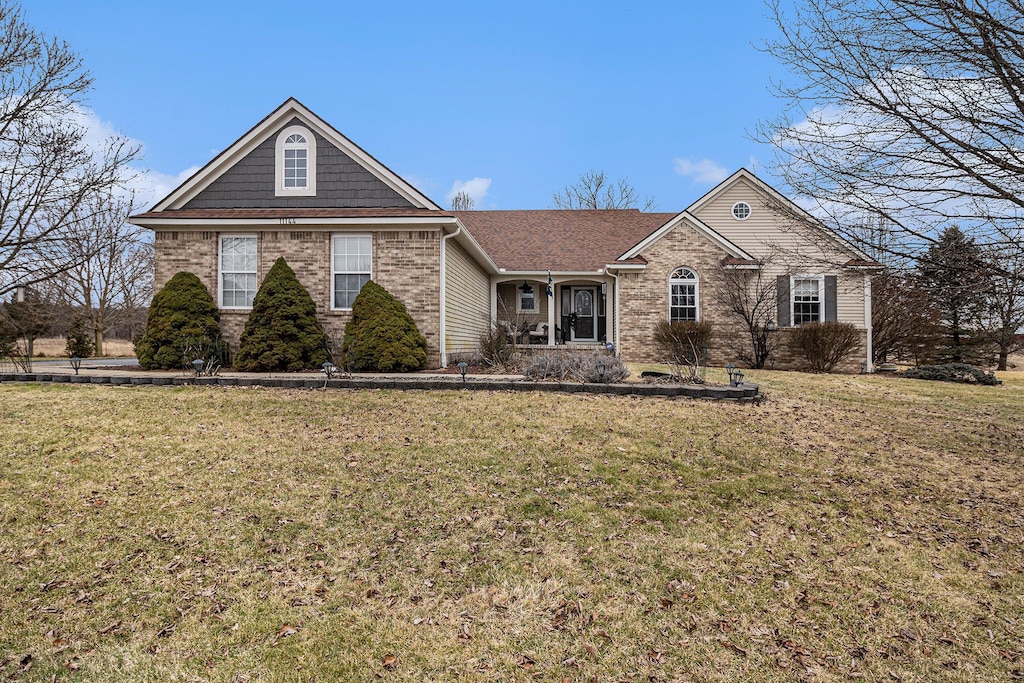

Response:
(131, 98), (880, 372)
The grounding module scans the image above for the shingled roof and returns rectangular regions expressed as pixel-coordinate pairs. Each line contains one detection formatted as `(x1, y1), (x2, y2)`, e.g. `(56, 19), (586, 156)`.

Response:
(454, 210), (675, 272)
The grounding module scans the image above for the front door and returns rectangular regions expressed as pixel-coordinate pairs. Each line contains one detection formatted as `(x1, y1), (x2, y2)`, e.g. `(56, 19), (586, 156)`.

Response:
(570, 287), (597, 341)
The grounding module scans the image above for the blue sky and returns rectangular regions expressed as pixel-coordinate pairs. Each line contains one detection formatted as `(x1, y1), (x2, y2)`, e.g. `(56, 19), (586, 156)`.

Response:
(26, 0), (792, 211)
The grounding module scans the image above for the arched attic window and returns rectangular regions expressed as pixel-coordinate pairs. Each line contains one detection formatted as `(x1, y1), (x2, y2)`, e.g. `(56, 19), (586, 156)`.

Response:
(275, 125), (316, 196)
(669, 267), (699, 321)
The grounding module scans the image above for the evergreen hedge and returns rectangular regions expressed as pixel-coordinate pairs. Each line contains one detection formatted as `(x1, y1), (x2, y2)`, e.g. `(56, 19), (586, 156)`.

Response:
(135, 272), (224, 370)
(233, 257), (329, 372)
(341, 280), (427, 372)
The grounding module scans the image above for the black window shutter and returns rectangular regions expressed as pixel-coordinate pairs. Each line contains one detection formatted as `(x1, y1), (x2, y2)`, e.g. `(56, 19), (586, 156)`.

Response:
(825, 276), (838, 322)
(777, 275), (790, 327)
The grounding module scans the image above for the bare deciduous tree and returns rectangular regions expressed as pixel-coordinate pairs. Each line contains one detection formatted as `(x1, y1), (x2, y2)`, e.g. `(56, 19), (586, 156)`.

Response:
(715, 260), (781, 369)
(758, 0), (1024, 262)
(450, 191), (475, 211)
(552, 170), (656, 211)
(0, 2), (139, 297)
(983, 251), (1024, 370)
(49, 194), (151, 355)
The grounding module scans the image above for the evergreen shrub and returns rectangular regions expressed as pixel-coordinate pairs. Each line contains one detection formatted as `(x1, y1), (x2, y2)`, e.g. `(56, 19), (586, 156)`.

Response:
(134, 272), (224, 370)
(341, 280), (428, 372)
(234, 258), (329, 372)
(65, 318), (95, 358)
(900, 363), (999, 385)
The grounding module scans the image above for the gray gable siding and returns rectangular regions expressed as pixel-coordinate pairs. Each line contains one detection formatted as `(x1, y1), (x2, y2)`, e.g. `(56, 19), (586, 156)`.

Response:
(183, 118), (415, 209)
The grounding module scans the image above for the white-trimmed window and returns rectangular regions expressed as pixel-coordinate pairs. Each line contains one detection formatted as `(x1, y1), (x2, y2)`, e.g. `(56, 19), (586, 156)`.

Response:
(791, 275), (824, 325)
(275, 125), (316, 196)
(517, 282), (537, 313)
(220, 235), (258, 308)
(731, 201), (751, 220)
(669, 267), (699, 321)
(332, 234), (372, 309)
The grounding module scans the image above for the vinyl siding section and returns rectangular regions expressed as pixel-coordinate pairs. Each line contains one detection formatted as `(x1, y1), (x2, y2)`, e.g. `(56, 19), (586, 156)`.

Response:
(444, 239), (490, 354)
(691, 179), (866, 328)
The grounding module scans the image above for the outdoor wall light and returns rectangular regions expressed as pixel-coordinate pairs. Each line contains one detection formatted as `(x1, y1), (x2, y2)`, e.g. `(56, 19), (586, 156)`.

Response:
(596, 361), (606, 383)
(766, 320), (778, 332)
(457, 361), (469, 386)
(726, 363), (736, 384)
(191, 358), (205, 376)
(519, 281), (533, 293)
(70, 356), (81, 375)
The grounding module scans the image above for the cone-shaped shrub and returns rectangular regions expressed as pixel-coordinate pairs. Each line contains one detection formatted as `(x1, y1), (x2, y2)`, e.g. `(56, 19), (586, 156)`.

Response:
(234, 257), (329, 372)
(341, 280), (428, 372)
(135, 272), (223, 369)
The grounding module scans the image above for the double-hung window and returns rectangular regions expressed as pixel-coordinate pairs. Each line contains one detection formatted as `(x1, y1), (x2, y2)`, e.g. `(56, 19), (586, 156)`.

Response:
(792, 276), (824, 325)
(669, 267), (699, 321)
(332, 235), (372, 309)
(220, 235), (258, 308)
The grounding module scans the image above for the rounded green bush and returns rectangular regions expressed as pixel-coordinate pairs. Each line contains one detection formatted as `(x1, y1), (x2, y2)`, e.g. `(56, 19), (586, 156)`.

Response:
(134, 272), (223, 370)
(341, 280), (428, 372)
(234, 257), (330, 372)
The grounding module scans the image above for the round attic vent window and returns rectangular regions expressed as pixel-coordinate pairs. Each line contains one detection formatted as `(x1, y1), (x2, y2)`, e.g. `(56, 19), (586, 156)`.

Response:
(732, 202), (751, 220)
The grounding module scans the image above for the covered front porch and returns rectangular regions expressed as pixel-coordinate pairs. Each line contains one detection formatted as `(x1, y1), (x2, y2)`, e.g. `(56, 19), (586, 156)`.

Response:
(492, 274), (615, 351)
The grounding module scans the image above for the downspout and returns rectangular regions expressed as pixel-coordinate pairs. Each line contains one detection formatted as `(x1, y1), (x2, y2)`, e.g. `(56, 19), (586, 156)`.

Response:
(864, 273), (873, 373)
(439, 225), (463, 368)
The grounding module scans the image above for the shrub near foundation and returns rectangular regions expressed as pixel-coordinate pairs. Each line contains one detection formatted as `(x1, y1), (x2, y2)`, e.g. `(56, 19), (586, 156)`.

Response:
(341, 280), (427, 372)
(134, 272), (223, 370)
(234, 258), (330, 372)
(788, 321), (861, 372)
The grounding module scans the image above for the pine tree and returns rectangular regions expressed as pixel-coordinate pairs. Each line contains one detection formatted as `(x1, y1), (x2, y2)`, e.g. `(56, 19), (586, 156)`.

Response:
(234, 257), (329, 372)
(341, 280), (428, 372)
(918, 227), (992, 364)
(135, 272), (223, 370)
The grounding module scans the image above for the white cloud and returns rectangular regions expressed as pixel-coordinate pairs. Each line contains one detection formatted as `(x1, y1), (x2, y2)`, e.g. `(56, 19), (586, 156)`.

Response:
(62, 104), (201, 210)
(673, 158), (729, 185)
(446, 177), (491, 208)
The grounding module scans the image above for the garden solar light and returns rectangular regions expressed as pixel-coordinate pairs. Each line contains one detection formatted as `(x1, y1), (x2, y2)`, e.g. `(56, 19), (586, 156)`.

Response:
(322, 361), (335, 379)
(70, 356), (81, 375)
(597, 361), (606, 383)
(457, 361), (469, 385)
(726, 363), (735, 383)
(733, 369), (745, 386)
(191, 358), (205, 376)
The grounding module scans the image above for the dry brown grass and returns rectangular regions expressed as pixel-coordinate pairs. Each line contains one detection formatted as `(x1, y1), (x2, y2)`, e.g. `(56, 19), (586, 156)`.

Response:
(0, 372), (1021, 681)
(25, 337), (135, 359)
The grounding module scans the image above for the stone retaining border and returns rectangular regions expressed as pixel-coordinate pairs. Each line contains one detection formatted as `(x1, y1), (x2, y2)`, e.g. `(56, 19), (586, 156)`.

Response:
(0, 373), (761, 401)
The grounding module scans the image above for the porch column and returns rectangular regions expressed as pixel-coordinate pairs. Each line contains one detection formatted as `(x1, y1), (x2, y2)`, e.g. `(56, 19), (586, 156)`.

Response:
(490, 279), (497, 323)
(547, 281), (556, 346)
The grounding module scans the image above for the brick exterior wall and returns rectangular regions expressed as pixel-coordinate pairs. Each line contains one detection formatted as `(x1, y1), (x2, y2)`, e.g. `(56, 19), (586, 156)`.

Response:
(614, 222), (868, 372)
(153, 228), (442, 367)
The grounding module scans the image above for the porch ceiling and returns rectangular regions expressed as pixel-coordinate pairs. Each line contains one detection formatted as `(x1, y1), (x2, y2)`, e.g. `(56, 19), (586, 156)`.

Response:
(455, 209), (674, 272)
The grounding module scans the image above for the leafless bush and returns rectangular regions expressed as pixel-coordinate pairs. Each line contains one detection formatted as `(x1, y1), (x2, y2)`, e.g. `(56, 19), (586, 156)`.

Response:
(654, 320), (712, 382)
(788, 322), (861, 373)
(523, 351), (629, 383)
(478, 324), (521, 369)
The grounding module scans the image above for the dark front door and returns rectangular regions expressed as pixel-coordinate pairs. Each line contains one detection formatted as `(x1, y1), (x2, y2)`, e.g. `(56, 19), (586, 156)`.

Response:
(571, 287), (597, 341)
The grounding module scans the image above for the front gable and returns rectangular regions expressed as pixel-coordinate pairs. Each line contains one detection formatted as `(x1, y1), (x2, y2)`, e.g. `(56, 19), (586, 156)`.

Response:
(151, 98), (440, 212)
(182, 117), (415, 210)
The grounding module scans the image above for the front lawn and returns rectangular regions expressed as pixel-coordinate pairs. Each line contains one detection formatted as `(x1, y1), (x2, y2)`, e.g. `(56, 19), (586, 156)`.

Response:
(0, 373), (1021, 681)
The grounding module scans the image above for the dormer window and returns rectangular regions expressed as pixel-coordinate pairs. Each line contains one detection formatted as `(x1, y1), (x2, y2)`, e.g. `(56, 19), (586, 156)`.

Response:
(275, 125), (316, 196)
